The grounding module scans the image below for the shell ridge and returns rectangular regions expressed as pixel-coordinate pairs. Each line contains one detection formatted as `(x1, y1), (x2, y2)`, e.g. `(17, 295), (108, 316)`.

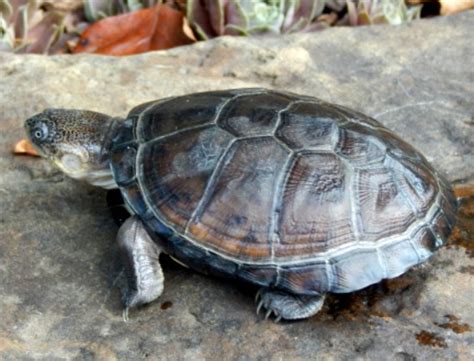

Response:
(214, 93), (252, 137)
(274, 265), (282, 287)
(333, 103), (387, 131)
(406, 226), (426, 264)
(268, 152), (297, 263)
(325, 259), (334, 290)
(272, 100), (320, 151)
(387, 155), (422, 218)
(184, 138), (238, 234)
(136, 100), (169, 143)
(338, 156), (361, 243)
(272, 100), (303, 135)
(430, 173), (454, 248)
(143, 123), (215, 146)
(375, 247), (388, 279)
(135, 143), (185, 238)
(211, 92), (248, 127)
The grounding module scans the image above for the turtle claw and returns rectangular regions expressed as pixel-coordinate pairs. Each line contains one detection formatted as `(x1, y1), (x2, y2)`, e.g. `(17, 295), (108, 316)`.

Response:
(255, 288), (326, 321)
(255, 289), (283, 321)
(122, 307), (130, 323)
(265, 309), (273, 320)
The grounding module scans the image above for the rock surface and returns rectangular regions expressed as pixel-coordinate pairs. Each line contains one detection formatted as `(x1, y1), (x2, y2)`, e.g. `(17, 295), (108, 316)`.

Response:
(0, 11), (473, 361)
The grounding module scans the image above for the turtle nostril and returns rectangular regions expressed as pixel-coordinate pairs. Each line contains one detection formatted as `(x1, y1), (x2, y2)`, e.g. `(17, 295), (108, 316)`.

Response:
(25, 118), (36, 129)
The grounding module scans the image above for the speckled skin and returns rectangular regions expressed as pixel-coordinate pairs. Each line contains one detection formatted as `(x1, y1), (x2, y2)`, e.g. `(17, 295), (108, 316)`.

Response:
(110, 88), (457, 297)
(25, 109), (119, 188)
(25, 109), (112, 161)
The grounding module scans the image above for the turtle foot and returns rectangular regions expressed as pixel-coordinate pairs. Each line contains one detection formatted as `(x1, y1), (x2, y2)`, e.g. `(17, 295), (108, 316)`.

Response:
(117, 216), (164, 309)
(255, 288), (325, 321)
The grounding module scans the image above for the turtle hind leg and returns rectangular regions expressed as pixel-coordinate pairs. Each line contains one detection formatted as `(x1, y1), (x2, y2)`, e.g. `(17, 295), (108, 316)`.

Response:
(116, 216), (164, 310)
(256, 288), (325, 321)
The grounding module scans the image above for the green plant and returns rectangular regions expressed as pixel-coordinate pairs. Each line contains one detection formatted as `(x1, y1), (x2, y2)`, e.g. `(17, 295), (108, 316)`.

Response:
(84, 0), (163, 22)
(346, 0), (422, 25)
(187, 0), (327, 39)
(0, 0), (76, 53)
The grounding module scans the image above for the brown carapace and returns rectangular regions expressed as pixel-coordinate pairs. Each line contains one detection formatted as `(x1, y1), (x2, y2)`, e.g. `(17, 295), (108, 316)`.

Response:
(111, 89), (456, 300)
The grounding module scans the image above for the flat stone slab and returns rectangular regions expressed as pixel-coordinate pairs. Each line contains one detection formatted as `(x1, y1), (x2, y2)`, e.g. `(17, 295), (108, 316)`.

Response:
(0, 11), (473, 360)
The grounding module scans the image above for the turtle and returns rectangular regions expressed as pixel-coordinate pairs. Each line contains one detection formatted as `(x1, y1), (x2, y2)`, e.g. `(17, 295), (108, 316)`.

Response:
(24, 88), (457, 321)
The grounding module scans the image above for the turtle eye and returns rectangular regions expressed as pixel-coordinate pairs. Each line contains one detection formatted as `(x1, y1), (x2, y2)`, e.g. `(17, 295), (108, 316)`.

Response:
(32, 123), (49, 141)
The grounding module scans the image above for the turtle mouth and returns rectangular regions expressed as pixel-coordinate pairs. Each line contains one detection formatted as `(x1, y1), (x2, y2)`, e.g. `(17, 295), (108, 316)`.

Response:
(31, 142), (49, 158)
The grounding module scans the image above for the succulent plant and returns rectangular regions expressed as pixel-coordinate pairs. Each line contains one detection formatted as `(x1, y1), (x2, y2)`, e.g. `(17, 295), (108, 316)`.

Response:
(84, 0), (164, 22)
(187, 0), (328, 39)
(0, 0), (80, 53)
(346, 0), (422, 26)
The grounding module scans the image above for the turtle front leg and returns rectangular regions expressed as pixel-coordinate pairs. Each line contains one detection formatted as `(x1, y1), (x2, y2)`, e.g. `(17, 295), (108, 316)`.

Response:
(116, 216), (164, 313)
(256, 288), (325, 321)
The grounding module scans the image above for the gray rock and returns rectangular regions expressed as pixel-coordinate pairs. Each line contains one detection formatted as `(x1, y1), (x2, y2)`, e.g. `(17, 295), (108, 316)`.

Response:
(0, 11), (473, 361)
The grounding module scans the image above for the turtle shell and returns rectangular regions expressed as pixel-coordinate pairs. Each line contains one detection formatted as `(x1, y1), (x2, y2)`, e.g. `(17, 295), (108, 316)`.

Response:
(110, 88), (457, 296)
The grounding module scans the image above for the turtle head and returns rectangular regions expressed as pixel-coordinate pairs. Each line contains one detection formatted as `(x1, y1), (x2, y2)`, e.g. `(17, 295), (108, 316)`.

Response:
(25, 108), (119, 188)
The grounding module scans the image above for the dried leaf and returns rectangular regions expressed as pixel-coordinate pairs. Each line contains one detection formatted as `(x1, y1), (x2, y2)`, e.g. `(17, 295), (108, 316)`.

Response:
(182, 16), (196, 41)
(1, 0), (85, 54)
(440, 0), (474, 15)
(73, 4), (194, 56)
(22, 11), (64, 53)
(316, 12), (338, 26)
(13, 139), (39, 156)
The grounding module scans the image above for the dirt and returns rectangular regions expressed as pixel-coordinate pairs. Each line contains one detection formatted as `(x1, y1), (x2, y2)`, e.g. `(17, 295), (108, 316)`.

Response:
(448, 185), (474, 258)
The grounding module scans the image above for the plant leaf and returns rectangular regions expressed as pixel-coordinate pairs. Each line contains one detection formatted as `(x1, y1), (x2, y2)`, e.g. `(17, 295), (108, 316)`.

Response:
(13, 139), (39, 156)
(440, 0), (474, 15)
(73, 4), (194, 56)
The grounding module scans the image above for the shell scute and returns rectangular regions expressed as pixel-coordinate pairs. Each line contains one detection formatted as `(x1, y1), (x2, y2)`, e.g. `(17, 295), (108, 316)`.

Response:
(330, 249), (386, 293)
(137, 92), (235, 142)
(186, 136), (289, 261)
(275, 102), (341, 150)
(139, 125), (234, 231)
(111, 143), (137, 187)
(357, 167), (417, 242)
(238, 266), (277, 287)
(380, 238), (420, 278)
(413, 226), (440, 261)
(335, 126), (386, 167)
(333, 103), (383, 129)
(276, 152), (355, 258)
(217, 92), (292, 136)
(433, 196), (457, 237)
(378, 128), (426, 163)
(391, 156), (437, 217)
(278, 263), (329, 295)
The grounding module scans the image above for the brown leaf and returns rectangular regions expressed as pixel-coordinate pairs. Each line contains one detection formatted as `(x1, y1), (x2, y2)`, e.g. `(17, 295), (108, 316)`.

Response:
(72, 4), (194, 56)
(22, 11), (65, 54)
(182, 17), (197, 41)
(316, 12), (339, 26)
(439, 0), (474, 15)
(13, 139), (39, 157)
